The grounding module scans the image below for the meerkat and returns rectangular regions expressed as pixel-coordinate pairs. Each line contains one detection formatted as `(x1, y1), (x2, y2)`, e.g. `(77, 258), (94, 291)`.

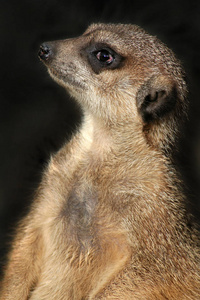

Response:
(0, 23), (200, 300)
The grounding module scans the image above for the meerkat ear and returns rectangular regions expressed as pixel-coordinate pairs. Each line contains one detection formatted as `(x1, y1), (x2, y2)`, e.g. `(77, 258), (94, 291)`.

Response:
(136, 76), (177, 122)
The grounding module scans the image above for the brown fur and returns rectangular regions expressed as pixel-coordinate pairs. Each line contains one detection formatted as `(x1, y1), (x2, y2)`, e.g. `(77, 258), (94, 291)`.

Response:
(1, 23), (200, 299)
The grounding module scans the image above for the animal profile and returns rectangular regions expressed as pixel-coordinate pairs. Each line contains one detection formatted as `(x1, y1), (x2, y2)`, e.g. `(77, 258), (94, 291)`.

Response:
(0, 23), (200, 299)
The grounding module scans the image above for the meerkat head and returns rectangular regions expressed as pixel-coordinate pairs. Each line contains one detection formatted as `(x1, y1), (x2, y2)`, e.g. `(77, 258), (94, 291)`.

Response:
(38, 23), (188, 149)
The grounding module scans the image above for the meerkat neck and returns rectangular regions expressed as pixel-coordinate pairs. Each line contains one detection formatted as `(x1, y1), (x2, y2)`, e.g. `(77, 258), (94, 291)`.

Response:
(81, 111), (165, 167)
(80, 112), (113, 153)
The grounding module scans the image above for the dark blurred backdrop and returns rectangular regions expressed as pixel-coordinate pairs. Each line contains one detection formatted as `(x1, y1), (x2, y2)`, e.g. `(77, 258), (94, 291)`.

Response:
(0, 0), (200, 274)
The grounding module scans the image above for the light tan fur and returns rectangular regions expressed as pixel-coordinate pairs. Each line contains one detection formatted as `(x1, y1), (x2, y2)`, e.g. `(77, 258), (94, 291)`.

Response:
(1, 23), (200, 299)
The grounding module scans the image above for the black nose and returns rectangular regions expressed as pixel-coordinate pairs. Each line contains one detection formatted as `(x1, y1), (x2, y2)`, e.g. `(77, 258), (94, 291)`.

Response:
(38, 43), (52, 61)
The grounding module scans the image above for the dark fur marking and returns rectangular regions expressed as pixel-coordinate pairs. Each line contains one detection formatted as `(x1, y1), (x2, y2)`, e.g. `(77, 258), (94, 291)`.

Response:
(81, 42), (125, 74)
(62, 183), (98, 246)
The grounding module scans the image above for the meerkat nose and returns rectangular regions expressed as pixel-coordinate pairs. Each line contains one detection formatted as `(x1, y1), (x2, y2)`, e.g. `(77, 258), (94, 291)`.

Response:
(38, 43), (52, 62)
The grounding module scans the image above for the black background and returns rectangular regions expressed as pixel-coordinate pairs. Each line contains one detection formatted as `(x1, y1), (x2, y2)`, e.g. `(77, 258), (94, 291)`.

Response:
(1, 0), (200, 274)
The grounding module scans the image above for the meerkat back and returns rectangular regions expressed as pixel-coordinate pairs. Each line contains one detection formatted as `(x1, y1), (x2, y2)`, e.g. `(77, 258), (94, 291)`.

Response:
(1, 23), (200, 299)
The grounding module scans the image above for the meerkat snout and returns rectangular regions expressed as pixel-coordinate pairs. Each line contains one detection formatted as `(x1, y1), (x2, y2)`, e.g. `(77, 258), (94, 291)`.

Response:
(38, 43), (53, 62)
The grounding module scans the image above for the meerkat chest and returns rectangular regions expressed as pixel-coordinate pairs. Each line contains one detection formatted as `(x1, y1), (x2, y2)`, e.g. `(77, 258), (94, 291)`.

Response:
(45, 138), (126, 249)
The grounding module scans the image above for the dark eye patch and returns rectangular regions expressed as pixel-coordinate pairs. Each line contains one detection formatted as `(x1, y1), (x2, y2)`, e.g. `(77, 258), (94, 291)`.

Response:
(82, 42), (124, 74)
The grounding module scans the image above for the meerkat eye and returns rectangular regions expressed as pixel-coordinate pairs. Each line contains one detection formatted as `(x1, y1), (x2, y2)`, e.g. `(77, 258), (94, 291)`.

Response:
(95, 50), (114, 64)
(84, 43), (124, 74)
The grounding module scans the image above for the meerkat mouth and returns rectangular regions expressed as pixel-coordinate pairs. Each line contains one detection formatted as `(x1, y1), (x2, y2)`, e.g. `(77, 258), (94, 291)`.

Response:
(48, 66), (86, 90)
